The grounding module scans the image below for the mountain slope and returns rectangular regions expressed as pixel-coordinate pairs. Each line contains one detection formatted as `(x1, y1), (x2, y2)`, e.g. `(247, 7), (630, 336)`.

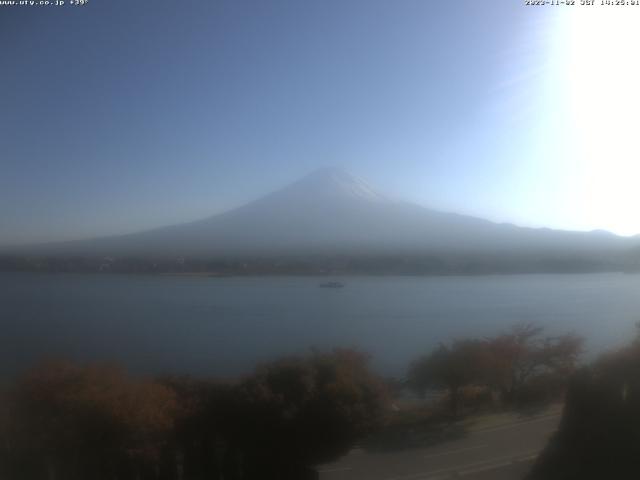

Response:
(10, 168), (639, 261)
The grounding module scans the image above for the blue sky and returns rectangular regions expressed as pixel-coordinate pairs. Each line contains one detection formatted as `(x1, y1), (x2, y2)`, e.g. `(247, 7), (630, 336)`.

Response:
(2, 1), (638, 245)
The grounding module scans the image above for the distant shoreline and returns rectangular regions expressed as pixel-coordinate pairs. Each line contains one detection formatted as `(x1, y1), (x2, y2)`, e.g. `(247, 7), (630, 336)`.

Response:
(0, 268), (635, 278)
(157, 271), (234, 278)
(1, 251), (637, 277)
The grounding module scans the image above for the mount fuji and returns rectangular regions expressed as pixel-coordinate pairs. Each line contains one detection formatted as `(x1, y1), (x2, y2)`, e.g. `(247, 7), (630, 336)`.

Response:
(7, 168), (638, 271)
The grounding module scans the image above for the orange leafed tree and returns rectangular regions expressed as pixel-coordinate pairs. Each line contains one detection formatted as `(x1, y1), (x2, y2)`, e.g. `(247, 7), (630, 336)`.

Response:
(5, 360), (176, 480)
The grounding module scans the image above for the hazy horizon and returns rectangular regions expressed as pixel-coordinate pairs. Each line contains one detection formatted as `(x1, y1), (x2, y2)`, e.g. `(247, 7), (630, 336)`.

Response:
(3, 166), (639, 249)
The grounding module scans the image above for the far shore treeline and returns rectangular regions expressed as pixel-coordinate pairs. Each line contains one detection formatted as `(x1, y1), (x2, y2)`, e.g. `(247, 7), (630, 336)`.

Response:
(0, 323), (586, 480)
(1, 251), (639, 275)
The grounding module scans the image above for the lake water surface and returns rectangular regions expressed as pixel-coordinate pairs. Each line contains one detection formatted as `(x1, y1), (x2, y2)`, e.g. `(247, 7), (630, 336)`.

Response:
(2, 272), (639, 378)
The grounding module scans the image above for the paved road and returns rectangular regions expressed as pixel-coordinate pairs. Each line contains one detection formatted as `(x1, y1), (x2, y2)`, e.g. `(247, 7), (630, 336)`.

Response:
(319, 412), (560, 480)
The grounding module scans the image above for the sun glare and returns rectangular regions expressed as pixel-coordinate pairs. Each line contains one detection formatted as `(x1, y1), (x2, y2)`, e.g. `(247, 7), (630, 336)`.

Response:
(557, 7), (640, 235)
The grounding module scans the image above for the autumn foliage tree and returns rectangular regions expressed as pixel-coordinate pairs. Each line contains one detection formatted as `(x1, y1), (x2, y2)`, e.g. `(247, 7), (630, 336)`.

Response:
(3, 360), (176, 480)
(486, 324), (583, 404)
(408, 340), (490, 417)
(1, 350), (389, 480)
(408, 324), (583, 416)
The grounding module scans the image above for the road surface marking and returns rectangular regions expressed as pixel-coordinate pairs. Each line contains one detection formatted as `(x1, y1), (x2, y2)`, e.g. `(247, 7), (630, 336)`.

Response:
(458, 453), (538, 476)
(473, 413), (560, 434)
(422, 444), (488, 460)
(318, 466), (353, 474)
(385, 450), (540, 480)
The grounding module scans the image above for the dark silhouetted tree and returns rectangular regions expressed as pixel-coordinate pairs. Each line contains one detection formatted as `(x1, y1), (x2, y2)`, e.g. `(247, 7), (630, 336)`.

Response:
(232, 348), (389, 479)
(408, 340), (489, 417)
(159, 376), (240, 480)
(529, 337), (640, 479)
